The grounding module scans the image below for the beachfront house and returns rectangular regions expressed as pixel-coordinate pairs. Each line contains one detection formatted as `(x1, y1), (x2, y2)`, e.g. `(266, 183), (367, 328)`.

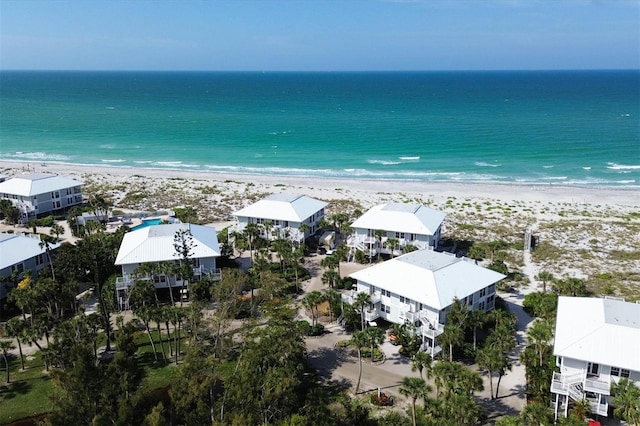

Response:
(231, 193), (328, 244)
(0, 173), (83, 223)
(347, 203), (446, 259)
(550, 296), (640, 420)
(342, 249), (505, 356)
(114, 223), (221, 310)
(0, 232), (60, 311)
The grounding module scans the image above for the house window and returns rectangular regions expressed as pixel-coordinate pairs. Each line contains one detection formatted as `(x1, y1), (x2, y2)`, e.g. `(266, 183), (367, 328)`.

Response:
(409, 233), (416, 241)
(479, 288), (486, 297)
(380, 304), (390, 314)
(587, 363), (599, 376)
(382, 289), (391, 297)
(611, 367), (630, 378)
(479, 301), (485, 311)
(487, 295), (495, 303)
(395, 232), (405, 239)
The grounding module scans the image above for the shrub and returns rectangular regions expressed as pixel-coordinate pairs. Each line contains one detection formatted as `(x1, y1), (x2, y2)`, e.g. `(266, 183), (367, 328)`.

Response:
(308, 323), (325, 336)
(297, 320), (311, 335)
(370, 392), (394, 406)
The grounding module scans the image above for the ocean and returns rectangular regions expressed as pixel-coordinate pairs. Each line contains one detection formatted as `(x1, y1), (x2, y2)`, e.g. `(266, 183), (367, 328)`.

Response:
(1, 70), (638, 187)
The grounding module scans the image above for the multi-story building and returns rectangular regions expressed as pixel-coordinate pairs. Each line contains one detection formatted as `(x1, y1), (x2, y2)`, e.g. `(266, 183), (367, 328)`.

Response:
(0, 173), (83, 223)
(232, 193), (328, 244)
(114, 223), (221, 309)
(342, 249), (505, 356)
(550, 296), (640, 420)
(0, 232), (60, 311)
(347, 203), (445, 258)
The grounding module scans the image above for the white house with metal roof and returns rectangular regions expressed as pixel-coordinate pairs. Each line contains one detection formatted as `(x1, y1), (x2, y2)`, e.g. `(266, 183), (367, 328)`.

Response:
(343, 249), (505, 356)
(0, 173), (83, 223)
(347, 203), (446, 258)
(0, 232), (60, 305)
(114, 223), (221, 309)
(550, 296), (640, 420)
(232, 194), (328, 243)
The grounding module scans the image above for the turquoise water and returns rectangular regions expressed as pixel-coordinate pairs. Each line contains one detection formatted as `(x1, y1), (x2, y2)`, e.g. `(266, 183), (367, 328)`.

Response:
(130, 218), (164, 231)
(1, 70), (638, 187)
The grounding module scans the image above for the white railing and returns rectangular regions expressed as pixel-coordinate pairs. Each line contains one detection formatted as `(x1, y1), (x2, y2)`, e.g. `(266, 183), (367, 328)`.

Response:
(588, 399), (608, 416)
(365, 309), (380, 322)
(550, 372), (584, 395)
(420, 322), (445, 340)
(584, 376), (610, 395)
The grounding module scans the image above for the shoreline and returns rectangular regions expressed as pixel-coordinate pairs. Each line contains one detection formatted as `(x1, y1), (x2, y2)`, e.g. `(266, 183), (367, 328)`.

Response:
(2, 160), (639, 208)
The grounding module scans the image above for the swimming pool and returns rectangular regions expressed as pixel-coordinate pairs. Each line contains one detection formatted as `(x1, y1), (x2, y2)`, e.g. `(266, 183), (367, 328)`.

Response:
(130, 218), (164, 231)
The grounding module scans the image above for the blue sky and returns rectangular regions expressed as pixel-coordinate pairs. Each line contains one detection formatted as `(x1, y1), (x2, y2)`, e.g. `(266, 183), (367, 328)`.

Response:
(1, 0), (638, 71)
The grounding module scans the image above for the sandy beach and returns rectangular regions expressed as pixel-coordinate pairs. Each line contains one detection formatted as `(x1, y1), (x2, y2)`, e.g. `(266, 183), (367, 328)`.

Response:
(2, 160), (639, 298)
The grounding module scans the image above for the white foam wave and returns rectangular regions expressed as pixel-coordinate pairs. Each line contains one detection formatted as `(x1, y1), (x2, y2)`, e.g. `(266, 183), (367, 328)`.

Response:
(543, 165), (554, 169)
(134, 160), (152, 164)
(607, 162), (640, 170)
(582, 167), (591, 170)
(99, 144), (115, 149)
(101, 159), (126, 163)
(368, 159), (401, 165)
(5, 151), (71, 161)
(474, 161), (501, 168)
(398, 156), (420, 161)
(541, 176), (567, 180)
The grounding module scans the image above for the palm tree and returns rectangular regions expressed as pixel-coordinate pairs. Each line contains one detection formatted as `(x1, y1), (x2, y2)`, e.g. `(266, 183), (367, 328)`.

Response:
(38, 238), (56, 282)
(49, 223), (65, 241)
(351, 330), (368, 394)
(399, 377), (431, 426)
(323, 289), (340, 323)
(386, 237), (399, 258)
(440, 323), (464, 362)
(521, 401), (553, 426)
(363, 326), (385, 362)
(243, 223), (260, 264)
(352, 292), (372, 330)
(535, 271), (554, 293)
(0, 340), (15, 383)
(5, 318), (26, 371)
(467, 309), (486, 351)
(476, 344), (503, 399)
(302, 291), (324, 327)
(611, 378), (640, 426)
(411, 351), (432, 380)
(321, 269), (340, 289)
(374, 229), (386, 261)
(134, 305), (158, 361)
(526, 319), (553, 367)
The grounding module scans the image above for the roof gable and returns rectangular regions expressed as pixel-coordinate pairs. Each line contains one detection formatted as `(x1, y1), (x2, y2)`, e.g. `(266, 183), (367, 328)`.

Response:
(350, 203), (446, 235)
(349, 249), (504, 310)
(233, 194), (328, 222)
(0, 173), (82, 197)
(0, 233), (60, 270)
(554, 297), (640, 371)
(115, 223), (220, 265)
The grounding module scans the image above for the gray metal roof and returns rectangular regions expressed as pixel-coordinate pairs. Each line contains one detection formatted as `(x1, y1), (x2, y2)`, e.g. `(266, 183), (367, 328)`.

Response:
(0, 232), (60, 270)
(0, 173), (83, 197)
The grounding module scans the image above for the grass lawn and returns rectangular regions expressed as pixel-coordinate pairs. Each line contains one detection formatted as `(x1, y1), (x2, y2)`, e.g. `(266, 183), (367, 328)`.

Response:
(0, 329), (185, 424)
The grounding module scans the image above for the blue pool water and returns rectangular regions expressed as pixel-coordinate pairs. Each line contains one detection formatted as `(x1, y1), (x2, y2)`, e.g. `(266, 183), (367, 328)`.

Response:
(130, 218), (164, 231)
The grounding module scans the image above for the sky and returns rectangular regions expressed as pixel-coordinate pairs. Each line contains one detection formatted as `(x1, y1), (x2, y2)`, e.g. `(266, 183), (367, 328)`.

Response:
(1, 0), (639, 71)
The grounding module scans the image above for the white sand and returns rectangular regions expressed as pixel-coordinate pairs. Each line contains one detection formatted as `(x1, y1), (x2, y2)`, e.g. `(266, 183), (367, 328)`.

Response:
(2, 161), (639, 291)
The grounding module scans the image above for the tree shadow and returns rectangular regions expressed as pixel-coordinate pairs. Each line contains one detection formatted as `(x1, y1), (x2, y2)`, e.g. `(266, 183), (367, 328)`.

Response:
(0, 378), (34, 400)
(307, 346), (350, 378)
(501, 383), (527, 400)
(479, 394), (521, 420)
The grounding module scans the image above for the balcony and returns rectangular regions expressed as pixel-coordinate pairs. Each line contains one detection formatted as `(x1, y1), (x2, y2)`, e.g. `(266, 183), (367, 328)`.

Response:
(420, 322), (444, 340)
(550, 372), (584, 395)
(364, 309), (381, 322)
(584, 376), (610, 395)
